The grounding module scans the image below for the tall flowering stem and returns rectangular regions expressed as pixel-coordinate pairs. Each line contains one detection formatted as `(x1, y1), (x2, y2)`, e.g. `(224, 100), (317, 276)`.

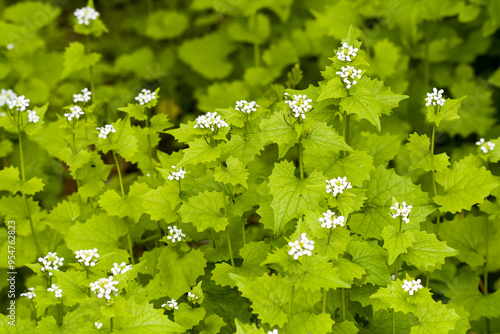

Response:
(86, 35), (95, 100)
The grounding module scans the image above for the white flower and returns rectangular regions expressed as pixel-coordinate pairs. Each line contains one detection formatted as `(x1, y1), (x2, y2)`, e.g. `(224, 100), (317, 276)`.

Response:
(235, 100), (258, 114)
(7, 95), (30, 111)
(476, 138), (495, 154)
(111, 262), (132, 275)
(135, 89), (157, 105)
(0, 89), (17, 107)
(95, 320), (103, 329)
(187, 292), (199, 303)
(326, 177), (352, 197)
(336, 66), (362, 89)
(47, 284), (63, 298)
(288, 233), (315, 260)
(38, 252), (64, 276)
(319, 210), (345, 229)
(162, 299), (178, 310)
(27, 110), (39, 123)
(6, 44), (14, 50)
(284, 93), (313, 119)
(168, 166), (186, 181)
(64, 105), (85, 121)
(75, 248), (99, 267)
(73, 88), (91, 103)
(390, 201), (412, 224)
(20, 287), (36, 300)
(194, 111), (228, 131)
(90, 276), (119, 300)
(336, 43), (358, 62)
(97, 124), (116, 139)
(74, 6), (100, 26)
(268, 330), (279, 334)
(166, 226), (185, 243)
(402, 279), (423, 296)
(425, 88), (445, 107)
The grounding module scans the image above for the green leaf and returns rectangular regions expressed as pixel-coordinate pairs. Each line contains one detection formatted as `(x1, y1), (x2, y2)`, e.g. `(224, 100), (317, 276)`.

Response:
(234, 319), (265, 334)
(0, 195), (46, 236)
(145, 10), (188, 40)
(198, 314), (226, 334)
(98, 182), (150, 223)
(406, 133), (450, 172)
(58, 147), (93, 172)
(317, 76), (347, 101)
(4, 2), (60, 28)
(426, 96), (466, 127)
(97, 118), (138, 161)
(118, 103), (147, 121)
(174, 303), (205, 330)
(47, 200), (80, 235)
(331, 320), (359, 334)
(381, 225), (415, 265)
(341, 87), (383, 131)
(324, 151), (375, 187)
(434, 158), (500, 213)
(347, 239), (391, 286)
(268, 161), (325, 234)
(259, 111), (299, 158)
(302, 121), (352, 161)
(177, 138), (222, 167)
(0, 166), (44, 195)
(61, 42), (101, 78)
(142, 183), (181, 223)
(51, 270), (89, 306)
(178, 190), (229, 232)
(227, 13), (270, 44)
(157, 247), (207, 299)
(214, 157), (249, 188)
(221, 134), (264, 166)
(74, 157), (113, 199)
(349, 166), (436, 239)
(400, 230), (458, 272)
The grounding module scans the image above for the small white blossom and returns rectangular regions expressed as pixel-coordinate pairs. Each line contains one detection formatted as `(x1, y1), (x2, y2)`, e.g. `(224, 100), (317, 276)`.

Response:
(0, 89), (17, 107)
(402, 279), (423, 296)
(95, 320), (103, 329)
(64, 105), (85, 121)
(27, 110), (39, 123)
(75, 248), (99, 267)
(90, 276), (119, 300)
(162, 299), (178, 310)
(20, 288), (36, 300)
(268, 330), (279, 334)
(319, 210), (345, 229)
(47, 284), (63, 298)
(7, 95), (30, 111)
(73, 88), (91, 103)
(284, 93), (313, 119)
(6, 44), (14, 50)
(326, 177), (352, 197)
(168, 166), (186, 181)
(235, 100), (258, 114)
(194, 111), (228, 131)
(74, 6), (100, 26)
(336, 43), (358, 62)
(187, 292), (199, 303)
(336, 66), (362, 89)
(135, 89), (157, 105)
(390, 201), (412, 224)
(425, 88), (445, 107)
(166, 226), (185, 243)
(38, 252), (64, 276)
(111, 262), (132, 275)
(97, 124), (116, 139)
(476, 138), (495, 154)
(288, 233), (315, 260)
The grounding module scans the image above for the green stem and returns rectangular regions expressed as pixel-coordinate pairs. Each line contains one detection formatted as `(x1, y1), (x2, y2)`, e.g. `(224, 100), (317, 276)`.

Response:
(322, 288), (327, 313)
(58, 301), (63, 326)
(298, 136), (304, 180)
(32, 300), (38, 324)
(327, 228), (333, 245)
(485, 220), (490, 334)
(110, 317), (114, 332)
(341, 288), (346, 321)
(222, 185), (235, 266)
(253, 14), (260, 67)
(145, 116), (155, 184)
(178, 180), (182, 194)
(86, 35), (95, 100)
(392, 309), (396, 334)
(156, 221), (161, 248)
(242, 218), (246, 245)
(393, 217), (403, 280)
(211, 229), (218, 248)
(112, 151), (125, 197)
(127, 232), (135, 264)
(286, 286), (295, 334)
(343, 111), (350, 158)
(430, 124), (441, 236)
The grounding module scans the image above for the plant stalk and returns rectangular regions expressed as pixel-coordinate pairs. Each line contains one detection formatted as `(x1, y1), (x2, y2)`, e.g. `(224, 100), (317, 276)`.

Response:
(286, 286), (295, 334)
(222, 185), (235, 266)
(298, 137), (304, 180)
(86, 35), (96, 100)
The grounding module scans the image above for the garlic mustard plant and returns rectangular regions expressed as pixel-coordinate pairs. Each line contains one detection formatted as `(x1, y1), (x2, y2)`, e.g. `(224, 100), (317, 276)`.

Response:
(7, 95), (30, 111)
(476, 138), (495, 153)
(0, 89), (16, 107)
(402, 279), (423, 296)
(163, 299), (179, 310)
(166, 225), (185, 243)
(97, 124), (116, 139)
(425, 88), (445, 107)
(90, 276), (119, 300)
(194, 111), (228, 131)
(390, 201), (412, 224)
(336, 66), (362, 89)
(38, 252), (64, 276)
(75, 248), (100, 267)
(284, 93), (313, 119)
(135, 88), (157, 105)
(111, 262), (132, 275)
(288, 233), (315, 260)
(319, 210), (345, 229)
(326, 177), (352, 197)
(27, 110), (39, 123)
(73, 88), (91, 103)
(47, 284), (63, 298)
(20, 288), (36, 299)
(235, 100), (259, 113)
(95, 321), (103, 329)
(74, 6), (100, 26)
(64, 106), (85, 121)
(336, 42), (358, 62)
(167, 166), (186, 180)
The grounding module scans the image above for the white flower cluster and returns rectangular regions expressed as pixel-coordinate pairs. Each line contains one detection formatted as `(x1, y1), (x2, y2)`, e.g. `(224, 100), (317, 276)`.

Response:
(162, 299), (178, 310)
(284, 93), (313, 119)
(0, 89), (17, 107)
(336, 66), (362, 89)
(64, 106), (85, 121)
(476, 138), (495, 154)
(73, 88), (91, 103)
(95, 320), (103, 329)
(319, 210), (345, 229)
(7, 44), (14, 50)
(168, 166), (186, 181)
(326, 177), (352, 197)
(187, 292), (199, 303)
(7, 95), (30, 111)
(38, 252), (64, 276)
(336, 43), (358, 62)
(167, 226), (185, 243)
(402, 278), (423, 296)
(390, 201), (412, 224)
(90, 276), (119, 300)
(97, 124), (116, 139)
(235, 100), (258, 114)
(74, 6), (100, 26)
(20, 287), (36, 299)
(28, 110), (39, 123)
(288, 233), (315, 260)
(111, 262), (132, 275)
(425, 88), (445, 107)
(47, 284), (63, 298)
(194, 112), (228, 131)
(135, 89), (157, 105)
(75, 248), (99, 267)
(268, 330), (279, 334)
